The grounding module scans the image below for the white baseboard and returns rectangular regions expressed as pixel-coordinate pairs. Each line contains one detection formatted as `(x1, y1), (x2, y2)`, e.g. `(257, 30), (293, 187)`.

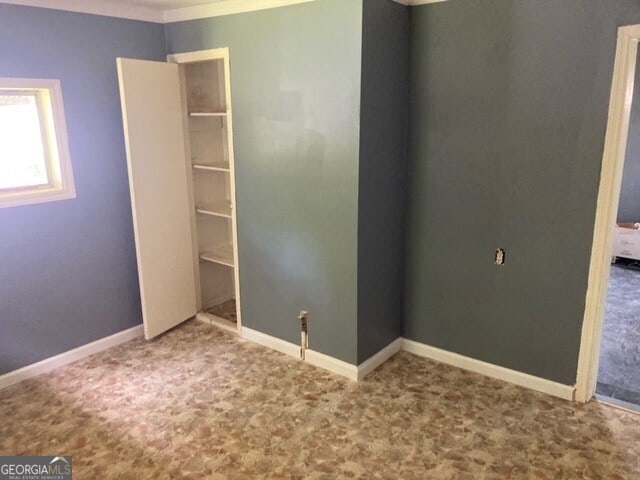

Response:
(242, 326), (301, 359)
(241, 327), (404, 382)
(357, 338), (403, 380)
(0, 321), (578, 402)
(241, 326), (358, 380)
(305, 349), (358, 381)
(401, 338), (576, 401)
(0, 325), (144, 390)
(241, 327), (576, 400)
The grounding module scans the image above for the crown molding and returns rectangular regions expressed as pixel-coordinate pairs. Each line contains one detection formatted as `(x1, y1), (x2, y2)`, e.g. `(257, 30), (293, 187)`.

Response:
(1, 0), (447, 25)
(163, 0), (314, 23)
(0, 0), (164, 22)
(392, 0), (447, 5)
(414, 0), (448, 4)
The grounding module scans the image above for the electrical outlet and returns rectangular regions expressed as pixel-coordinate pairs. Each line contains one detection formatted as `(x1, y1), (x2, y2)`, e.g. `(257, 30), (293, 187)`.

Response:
(495, 248), (506, 266)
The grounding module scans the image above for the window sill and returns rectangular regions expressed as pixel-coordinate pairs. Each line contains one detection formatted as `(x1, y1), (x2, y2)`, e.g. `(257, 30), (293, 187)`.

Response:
(0, 185), (76, 209)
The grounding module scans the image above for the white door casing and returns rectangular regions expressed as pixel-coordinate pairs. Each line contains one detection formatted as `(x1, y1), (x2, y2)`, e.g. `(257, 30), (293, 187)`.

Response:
(575, 25), (640, 403)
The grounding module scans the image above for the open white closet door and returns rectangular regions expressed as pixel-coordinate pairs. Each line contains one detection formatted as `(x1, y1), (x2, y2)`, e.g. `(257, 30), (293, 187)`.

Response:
(117, 58), (197, 339)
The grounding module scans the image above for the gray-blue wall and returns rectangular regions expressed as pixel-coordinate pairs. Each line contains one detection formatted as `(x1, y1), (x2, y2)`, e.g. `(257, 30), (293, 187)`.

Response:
(405, 0), (640, 385)
(0, 5), (166, 374)
(165, 0), (363, 364)
(618, 49), (640, 223)
(7, 0), (640, 384)
(357, 0), (409, 363)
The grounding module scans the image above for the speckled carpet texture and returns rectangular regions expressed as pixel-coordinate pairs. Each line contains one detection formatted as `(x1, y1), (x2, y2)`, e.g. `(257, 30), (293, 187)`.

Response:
(597, 264), (640, 406)
(1, 321), (640, 479)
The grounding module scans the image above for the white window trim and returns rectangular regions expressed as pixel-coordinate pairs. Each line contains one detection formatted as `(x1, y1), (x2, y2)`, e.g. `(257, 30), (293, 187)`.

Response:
(0, 78), (76, 208)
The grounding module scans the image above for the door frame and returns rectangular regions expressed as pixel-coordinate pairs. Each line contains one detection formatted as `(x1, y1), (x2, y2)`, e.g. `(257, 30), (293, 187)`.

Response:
(167, 47), (243, 336)
(575, 25), (640, 403)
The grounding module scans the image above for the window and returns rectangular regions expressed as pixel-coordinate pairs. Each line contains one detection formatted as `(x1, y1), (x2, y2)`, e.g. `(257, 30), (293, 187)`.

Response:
(0, 78), (75, 208)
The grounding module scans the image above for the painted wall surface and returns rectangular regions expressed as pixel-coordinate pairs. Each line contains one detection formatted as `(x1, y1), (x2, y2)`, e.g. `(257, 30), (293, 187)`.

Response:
(165, 0), (363, 363)
(0, 5), (166, 374)
(357, 0), (409, 363)
(618, 49), (640, 223)
(405, 0), (640, 384)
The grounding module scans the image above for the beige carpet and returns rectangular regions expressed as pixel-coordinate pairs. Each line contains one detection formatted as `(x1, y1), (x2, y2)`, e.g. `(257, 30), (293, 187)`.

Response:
(1, 321), (640, 479)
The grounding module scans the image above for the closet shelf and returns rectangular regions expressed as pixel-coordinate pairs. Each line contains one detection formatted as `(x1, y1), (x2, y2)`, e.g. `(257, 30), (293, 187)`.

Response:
(189, 111), (227, 117)
(192, 162), (230, 172)
(199, 244), (234, 268)
(196, 203), (232, 219)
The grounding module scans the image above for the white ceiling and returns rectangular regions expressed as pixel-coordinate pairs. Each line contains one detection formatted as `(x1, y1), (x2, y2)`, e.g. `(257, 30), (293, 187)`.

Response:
(93, 0), (222, 11)
(89, 0), (445, 8)
(0, 0), (446, 24)
(0, 0), (318, 22)
(79, 0), (445, 10)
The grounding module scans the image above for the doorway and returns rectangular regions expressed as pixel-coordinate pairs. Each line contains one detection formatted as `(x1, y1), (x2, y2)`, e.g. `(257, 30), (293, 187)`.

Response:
(597, 46), (640, 408)
(596, 257), (640, 409)
(576, 24), (640, 404)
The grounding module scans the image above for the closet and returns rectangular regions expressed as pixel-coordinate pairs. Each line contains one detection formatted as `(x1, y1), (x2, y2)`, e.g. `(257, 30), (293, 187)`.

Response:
(116, 48), (241, 340)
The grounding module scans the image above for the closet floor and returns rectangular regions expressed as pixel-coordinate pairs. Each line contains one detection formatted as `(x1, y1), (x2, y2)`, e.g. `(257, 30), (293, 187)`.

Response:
(1, 321), (640, 479)
(206, 299), (236, 323)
